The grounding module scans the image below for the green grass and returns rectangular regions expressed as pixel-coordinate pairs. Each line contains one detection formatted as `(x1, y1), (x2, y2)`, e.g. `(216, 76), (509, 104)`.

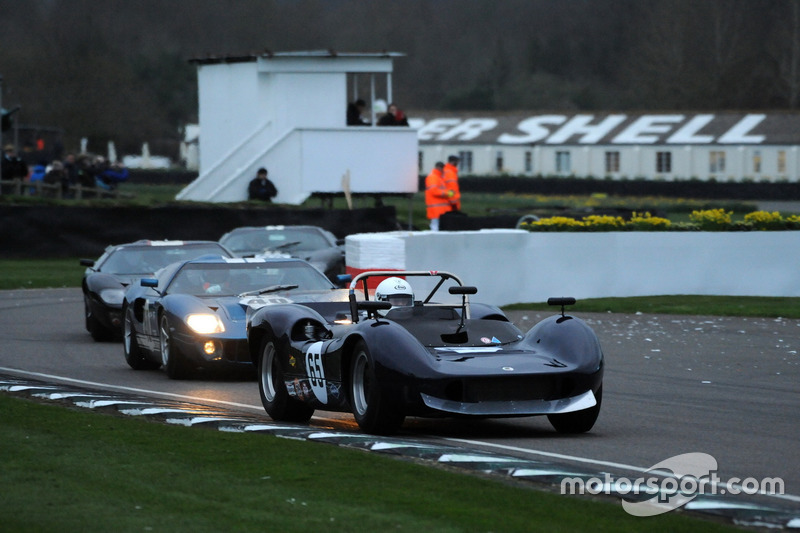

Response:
(0, 258), (83, 290)
(505, 295), (800, 319)
(0, 394), (735, 532)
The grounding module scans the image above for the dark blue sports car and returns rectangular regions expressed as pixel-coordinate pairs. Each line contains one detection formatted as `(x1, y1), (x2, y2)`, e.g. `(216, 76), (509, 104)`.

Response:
(80, 240), (233, 341)
(122, 255), (339, 379)
(247, 270), (604, 435)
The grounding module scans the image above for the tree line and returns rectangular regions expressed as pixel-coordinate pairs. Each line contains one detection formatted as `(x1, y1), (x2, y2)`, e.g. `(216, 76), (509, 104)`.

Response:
(1, 0), (797, 158)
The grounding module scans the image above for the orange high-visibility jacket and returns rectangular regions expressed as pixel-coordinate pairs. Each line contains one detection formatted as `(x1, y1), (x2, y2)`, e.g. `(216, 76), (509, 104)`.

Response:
(425, 168), (451, 220)
(443, 162), (461, 210)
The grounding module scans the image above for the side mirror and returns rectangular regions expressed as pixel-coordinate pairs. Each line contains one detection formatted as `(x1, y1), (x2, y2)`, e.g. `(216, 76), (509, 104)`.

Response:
(358, 300), (392, 312)
(449, 286), (477, 295)
(358, 300), (392, 320)
(141, 278), (158, 288)
(79, 258), (95, 267)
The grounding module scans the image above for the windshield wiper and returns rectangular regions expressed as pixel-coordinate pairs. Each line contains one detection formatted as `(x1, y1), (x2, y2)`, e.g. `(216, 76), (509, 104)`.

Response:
(239, 284), (299, 297)
(271, 241), (301, 251)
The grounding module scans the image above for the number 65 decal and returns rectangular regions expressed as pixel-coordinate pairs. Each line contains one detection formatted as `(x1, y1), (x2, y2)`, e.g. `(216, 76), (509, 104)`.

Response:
(305, 341), (327, 404)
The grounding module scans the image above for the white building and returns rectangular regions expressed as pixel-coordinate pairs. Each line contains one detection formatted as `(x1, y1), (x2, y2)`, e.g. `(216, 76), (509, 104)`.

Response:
(410, 112), (800, 182)
(177, 50), (418, 204)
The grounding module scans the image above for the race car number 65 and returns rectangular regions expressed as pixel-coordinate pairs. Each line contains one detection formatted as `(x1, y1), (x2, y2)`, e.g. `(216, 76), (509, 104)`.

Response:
(305, 342), (327, 404)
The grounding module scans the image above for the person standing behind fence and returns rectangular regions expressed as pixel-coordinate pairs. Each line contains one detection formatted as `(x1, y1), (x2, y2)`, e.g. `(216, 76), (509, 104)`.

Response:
(425, 162), (452, 231)
(248, 167), (278, 202)
(2, 144), (28, 183)
(443, 155), (461, 212)
(43, 160), (67, 198)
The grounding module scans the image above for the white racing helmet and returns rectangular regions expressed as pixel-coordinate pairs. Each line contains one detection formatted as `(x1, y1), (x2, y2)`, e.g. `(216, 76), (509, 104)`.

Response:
(374, 277), (414, 308)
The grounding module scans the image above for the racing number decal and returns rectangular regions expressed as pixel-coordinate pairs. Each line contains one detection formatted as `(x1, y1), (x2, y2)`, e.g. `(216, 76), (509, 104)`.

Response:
(305, 342), (327, 404)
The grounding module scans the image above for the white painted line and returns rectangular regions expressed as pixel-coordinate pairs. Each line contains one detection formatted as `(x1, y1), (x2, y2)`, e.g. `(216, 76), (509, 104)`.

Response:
(0, 367), (263, 412)
(444, 438), (800, 505)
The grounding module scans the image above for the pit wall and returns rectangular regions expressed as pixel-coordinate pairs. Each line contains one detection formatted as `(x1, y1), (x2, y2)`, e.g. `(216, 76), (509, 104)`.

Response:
(345, 230), (800, 306)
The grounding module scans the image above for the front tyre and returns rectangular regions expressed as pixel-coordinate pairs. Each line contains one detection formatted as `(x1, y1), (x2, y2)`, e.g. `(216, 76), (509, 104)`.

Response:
(123, 305), (159, 370)
(160, 314), (190, 379)
(86, 295), (114, 342)
(548, 385), (602, 434)
(349, 341), (404, 435)
(258, 338), (313, 422)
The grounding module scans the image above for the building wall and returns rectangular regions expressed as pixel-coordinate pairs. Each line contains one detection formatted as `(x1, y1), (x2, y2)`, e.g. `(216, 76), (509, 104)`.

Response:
(412, 112), (800, 181)
(418, 144), (800, 181)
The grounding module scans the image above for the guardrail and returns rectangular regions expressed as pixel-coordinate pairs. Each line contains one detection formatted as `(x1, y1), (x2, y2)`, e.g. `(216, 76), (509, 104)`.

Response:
(0, 179), (134, 200)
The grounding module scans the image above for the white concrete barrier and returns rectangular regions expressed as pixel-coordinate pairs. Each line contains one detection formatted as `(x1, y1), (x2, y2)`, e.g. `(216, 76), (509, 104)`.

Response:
(345, 230), (800, 306)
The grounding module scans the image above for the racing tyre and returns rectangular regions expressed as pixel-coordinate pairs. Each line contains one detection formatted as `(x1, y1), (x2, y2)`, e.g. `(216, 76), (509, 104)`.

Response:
(85, 296), (115, 342)
(547, 385), (602, 434)
(160, 314), (190, 379)
(123, 305), (159, 370)
(349, 340), (405, 435)
(258, 338), (314, 422)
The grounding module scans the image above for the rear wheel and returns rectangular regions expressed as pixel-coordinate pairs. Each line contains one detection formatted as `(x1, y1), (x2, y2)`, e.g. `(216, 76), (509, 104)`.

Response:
(548, 385), (602, 434)
(258, 338), (314, 422)
(123, 305), (159, 370)
(160, 314), (190, 379)
(349, 341), (404, 435)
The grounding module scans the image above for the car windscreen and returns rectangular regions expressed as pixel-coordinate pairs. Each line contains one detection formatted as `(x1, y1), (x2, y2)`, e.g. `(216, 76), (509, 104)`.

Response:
(166, 261), (335, 296)
(222, 229), (330, 255)
(99, 244), (228, 275)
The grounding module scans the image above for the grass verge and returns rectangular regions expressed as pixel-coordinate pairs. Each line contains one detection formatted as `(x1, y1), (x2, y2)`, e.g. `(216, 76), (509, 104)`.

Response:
(0, 395), (735, 532)
(505, 295), (800, 319)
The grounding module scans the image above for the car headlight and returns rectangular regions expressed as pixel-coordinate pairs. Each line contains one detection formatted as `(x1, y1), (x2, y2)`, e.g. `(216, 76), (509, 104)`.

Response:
(186, 314), (225, 334)
(99, 288), (125, 305)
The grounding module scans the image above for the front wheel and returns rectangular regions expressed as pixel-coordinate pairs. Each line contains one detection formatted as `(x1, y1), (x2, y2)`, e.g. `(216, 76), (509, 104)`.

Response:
(349, 341), (404, 435)
(86, 296), (114, 342)
(160, 314), (190, 379)
(123, 305), (159, 370)
(258, 338), (313, 422)
(548, 385), (602, 434)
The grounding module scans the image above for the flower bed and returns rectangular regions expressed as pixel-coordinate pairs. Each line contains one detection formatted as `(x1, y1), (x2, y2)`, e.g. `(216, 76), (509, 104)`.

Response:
(521, 209), (800, 232)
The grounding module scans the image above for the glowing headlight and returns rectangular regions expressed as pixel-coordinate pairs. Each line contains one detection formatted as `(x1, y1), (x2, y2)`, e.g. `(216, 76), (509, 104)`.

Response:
(186, 314), (225, 334)
(99, 288), (125, 305)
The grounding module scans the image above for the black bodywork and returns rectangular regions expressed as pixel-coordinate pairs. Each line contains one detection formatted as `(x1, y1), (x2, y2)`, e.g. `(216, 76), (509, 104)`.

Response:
(80, 240), (233, 341)
(248, 270), (604, 435)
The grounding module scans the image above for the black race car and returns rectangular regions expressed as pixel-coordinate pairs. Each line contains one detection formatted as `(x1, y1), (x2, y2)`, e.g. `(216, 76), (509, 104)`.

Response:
(123, 255), (340, 379)
(80, 240), (233, 341)
(248, 270), (604, 435)
(218, 225), (345, 282)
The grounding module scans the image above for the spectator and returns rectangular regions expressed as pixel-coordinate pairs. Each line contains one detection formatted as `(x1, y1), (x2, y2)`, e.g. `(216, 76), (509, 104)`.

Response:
(28, 161), (47, 194)
(248, 167), (278, 202)
(443, 155), (461, 211)
(63, 153), (79, 197)
(424, 162), (452, 231)
(378, 103), (409, 126)
(347, 98), (368, 125)
(98, 160), (129, 190)
(76, 154), (96, 188)
(2, 144), (28, 182)
(43, 160), (67, 197)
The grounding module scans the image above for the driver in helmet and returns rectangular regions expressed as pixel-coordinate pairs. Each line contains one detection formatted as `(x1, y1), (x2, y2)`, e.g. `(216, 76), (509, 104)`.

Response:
(374, 277), (414, 311)
(202, 268), (230, 294)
